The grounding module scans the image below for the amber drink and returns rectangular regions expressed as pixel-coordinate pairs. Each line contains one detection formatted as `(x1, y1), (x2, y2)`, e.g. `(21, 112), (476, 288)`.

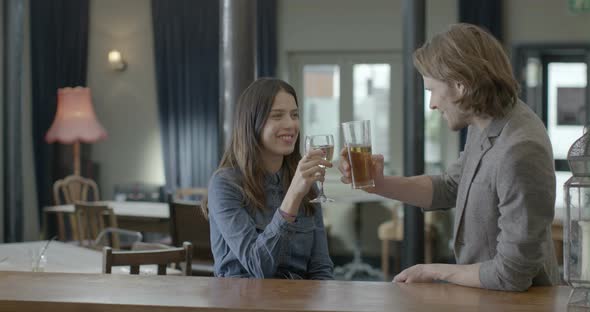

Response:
(342, 120), (375, 189)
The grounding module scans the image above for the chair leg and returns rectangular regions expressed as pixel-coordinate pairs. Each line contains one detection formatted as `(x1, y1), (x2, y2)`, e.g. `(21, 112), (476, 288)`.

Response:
(41, 211), (48, 240)
(425, 227), (432, 264)
(381, 239), (389, 281)
(394, 242), (400, 277)
(69, 213), (79, 242)
(56, 212), (66, 241)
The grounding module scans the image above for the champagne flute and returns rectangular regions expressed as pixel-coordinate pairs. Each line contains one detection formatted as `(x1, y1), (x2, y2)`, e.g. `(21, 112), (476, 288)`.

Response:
(305, 135), (335, 203)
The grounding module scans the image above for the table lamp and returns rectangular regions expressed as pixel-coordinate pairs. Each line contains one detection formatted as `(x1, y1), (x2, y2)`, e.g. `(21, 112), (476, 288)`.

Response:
(45, 87), (107, 176)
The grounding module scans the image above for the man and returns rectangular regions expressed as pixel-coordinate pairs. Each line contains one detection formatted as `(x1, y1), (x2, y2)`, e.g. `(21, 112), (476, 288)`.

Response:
(339, 23), (559, 291)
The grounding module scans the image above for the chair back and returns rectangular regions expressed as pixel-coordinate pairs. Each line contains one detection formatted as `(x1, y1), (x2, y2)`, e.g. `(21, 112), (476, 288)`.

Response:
(74, 202), (120, 249)
(53, 175), (100, 205)
(169, 199), (213, 262)
(102, 242), (193, 276)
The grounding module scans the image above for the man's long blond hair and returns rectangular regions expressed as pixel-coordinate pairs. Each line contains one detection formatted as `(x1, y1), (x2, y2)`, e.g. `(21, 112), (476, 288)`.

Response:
(413, 23), (519, 118)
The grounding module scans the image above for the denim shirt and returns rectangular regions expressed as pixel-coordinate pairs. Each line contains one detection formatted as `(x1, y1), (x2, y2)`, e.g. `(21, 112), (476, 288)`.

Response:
(207, 167), (334, 279)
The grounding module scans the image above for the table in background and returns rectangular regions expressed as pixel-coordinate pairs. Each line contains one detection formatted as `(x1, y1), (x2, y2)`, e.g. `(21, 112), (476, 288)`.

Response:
(0, 271), (571, 312)
(43, 201), (171, 238)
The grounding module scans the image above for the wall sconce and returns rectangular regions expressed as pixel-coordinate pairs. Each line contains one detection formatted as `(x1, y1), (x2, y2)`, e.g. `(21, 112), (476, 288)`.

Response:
(108, 50), (127, 71)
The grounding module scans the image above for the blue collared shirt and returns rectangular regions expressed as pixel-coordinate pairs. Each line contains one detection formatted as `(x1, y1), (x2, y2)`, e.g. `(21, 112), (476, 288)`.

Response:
(207, 168), (334, 279)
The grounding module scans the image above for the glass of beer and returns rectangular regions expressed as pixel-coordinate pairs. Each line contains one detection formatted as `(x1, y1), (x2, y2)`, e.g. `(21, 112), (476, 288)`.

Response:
(305, 134), (335, 203)
(342, 120), (375, 189)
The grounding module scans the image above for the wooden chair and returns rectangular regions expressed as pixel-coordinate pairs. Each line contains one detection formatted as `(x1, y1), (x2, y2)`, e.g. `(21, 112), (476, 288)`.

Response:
(52, 175), (100, 241)
(73, 202), (143, 250)
(102, 241), (193, 276)
(54, 175), (100, 204)
(74, 202), (121, 249)
(131, 242), (172, 251)
(169, 198), (214, 276)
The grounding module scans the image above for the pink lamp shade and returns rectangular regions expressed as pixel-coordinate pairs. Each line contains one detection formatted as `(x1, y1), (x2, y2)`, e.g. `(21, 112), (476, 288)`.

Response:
(45, 87), (108, 144)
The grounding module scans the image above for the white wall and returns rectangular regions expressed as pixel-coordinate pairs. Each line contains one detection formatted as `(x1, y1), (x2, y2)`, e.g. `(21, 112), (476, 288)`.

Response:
(278, 0), (458, 78)
(505, 0), (590, 44)
(87, 0), (164, 200)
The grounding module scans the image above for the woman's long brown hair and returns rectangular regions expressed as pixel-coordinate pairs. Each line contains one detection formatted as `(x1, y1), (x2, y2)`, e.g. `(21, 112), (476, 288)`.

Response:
(202, 78), (316, 218)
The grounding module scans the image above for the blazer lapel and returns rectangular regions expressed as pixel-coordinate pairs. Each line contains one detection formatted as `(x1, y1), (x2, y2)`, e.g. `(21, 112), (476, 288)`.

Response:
(452, 107), (515, 241)
(453, 136), (493, 240)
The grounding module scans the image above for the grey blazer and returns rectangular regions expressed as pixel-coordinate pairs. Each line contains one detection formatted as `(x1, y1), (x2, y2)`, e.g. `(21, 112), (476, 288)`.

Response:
(427, 100), (560, 291)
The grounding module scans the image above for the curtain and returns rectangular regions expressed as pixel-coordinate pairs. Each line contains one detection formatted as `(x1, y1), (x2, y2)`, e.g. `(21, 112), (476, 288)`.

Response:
(257, 0), (277, 77)
(30, 0), (89, 224)
(458, 0), (503, 149)
(3, 0), (25, 242)
(152, 0), (278, 190)
(0, 0), (5, 243)
(458, 0), (502, 40)
(152, 0), (220, 190)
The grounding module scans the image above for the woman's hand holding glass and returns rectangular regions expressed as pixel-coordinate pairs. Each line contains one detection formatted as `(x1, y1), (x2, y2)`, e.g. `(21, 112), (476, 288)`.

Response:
(290, 149), (333, 199)
(305, 135), (335, 203)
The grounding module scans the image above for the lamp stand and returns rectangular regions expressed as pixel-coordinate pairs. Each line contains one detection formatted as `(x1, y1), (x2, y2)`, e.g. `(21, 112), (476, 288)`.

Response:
(74, 141), (81, 176)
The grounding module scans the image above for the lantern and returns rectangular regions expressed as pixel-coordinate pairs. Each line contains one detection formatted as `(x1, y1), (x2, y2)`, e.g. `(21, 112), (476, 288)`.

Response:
(565, 127), (590, 308)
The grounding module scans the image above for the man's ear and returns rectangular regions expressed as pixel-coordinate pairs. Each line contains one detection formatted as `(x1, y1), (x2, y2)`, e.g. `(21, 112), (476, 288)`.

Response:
(455, 82), (465, 96)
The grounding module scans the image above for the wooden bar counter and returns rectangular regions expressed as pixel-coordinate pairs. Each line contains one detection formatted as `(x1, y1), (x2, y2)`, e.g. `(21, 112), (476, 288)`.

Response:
(0, 271), (570, 312)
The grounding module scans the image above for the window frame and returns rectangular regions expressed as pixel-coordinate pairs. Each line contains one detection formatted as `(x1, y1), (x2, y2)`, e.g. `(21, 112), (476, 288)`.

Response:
(513, 43), (590, 172)
(288, 51), (402, 174)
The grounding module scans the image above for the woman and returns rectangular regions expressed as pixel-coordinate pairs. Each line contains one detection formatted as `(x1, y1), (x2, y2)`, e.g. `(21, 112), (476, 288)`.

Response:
(206, 78), (334, 279)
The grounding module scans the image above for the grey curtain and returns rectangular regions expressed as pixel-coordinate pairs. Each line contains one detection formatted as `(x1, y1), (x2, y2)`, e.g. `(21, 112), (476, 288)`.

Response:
(3, 0), (25, 242)
(257, 0), (277, 77)
(152, 0), (221, 190)
(152, 0), (278, 190)
(458, 0), (502, 40)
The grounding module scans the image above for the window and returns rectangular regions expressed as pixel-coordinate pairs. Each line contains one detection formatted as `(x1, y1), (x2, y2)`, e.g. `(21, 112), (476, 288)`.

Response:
(547, 62), (587, 159)
(353, 64), (391, 162)
(290, 52), (457, 265)
(289, 52), (402, 175)
(303, 65), (341, 153)
(515, 45), (590, 209)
